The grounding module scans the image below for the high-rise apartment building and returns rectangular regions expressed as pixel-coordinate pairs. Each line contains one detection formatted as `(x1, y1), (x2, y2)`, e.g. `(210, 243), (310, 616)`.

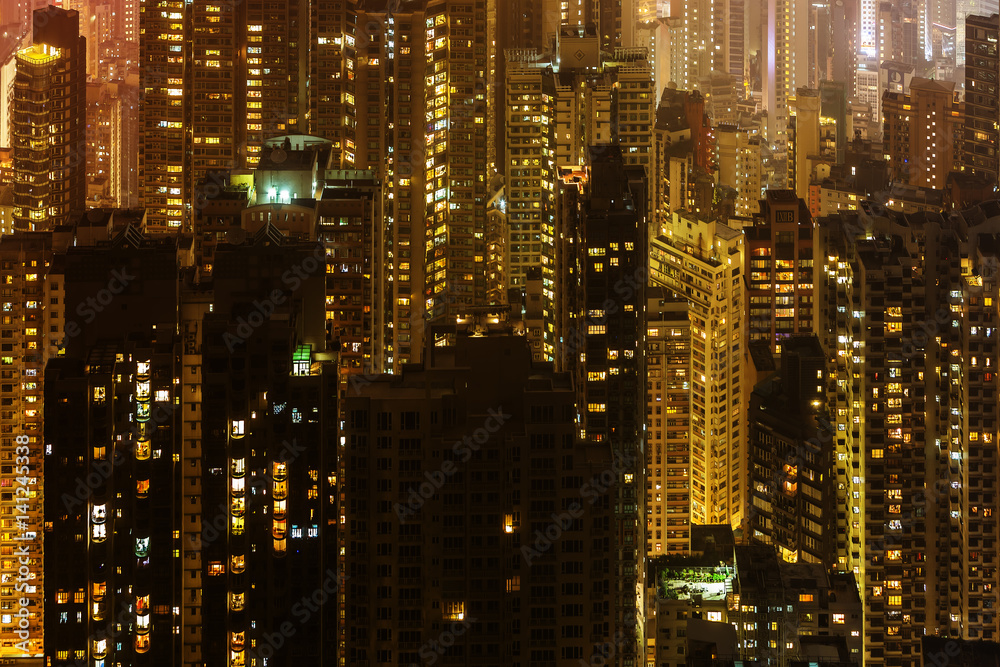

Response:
(504, 54), (557, 360)
(745, 190), (816, 353)
(45, 232), (184, 665)
(0, 230), (69, 659)
(419, 0), (492, 324)
(677, 0), (745, 89)
(747, 335), (836, 566)
(823, 228), (943, 667)
(733, 545), (863, 664)
(314, 4), (431, 370)
(882, 78), (965, 190)
(958, 2), (1000, 66)
(579, 146), (647, 664)
(242, 1), (481, 370)
(11, 7), (85, 231)
(139, 0), (309, 229)
(502, 46), (654, 362)
(196, 238), (337, 667)
(341, 330), (619, 666)
(316, 171), (382, 393)
(45, 227), (338, 667)
(964, 14), (1000, 189)
(818, 204), (1000, 666)
(649, 210), (745, 528)
(645, 292), (691, 556)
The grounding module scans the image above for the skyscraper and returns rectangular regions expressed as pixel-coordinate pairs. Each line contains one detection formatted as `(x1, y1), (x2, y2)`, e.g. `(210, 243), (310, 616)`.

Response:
(45, 225), (338, 667)
(581, 145), (648, 664)
(649, 210), (745, 528)
(11, 7), (85, 231)
(819, 204), (1000, 665)
(964, 14), (1000, 189)
(0, 229), (68, 660)
(310, 0), (502, 364)
(747, 335), (836, 566)
(744, 189), (816, 353)
(882, 77), (965, 190)
(645, 292), (692, 556)
(139, 0), (309, 230)
(762, 0), (809, 144)
(502, 45), (654, 362)
(420, 0), (491, 324)
(341, 329), (618, 665)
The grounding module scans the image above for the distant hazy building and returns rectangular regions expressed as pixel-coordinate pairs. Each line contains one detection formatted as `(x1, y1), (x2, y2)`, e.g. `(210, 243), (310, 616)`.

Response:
(762, 0), (810, 144)
(787, 83), (849, 201)
(736, 132), (764, 217)
(882, 78), (965, 190)
(653, 88), (716, 227)
(0, 185), (13, 236)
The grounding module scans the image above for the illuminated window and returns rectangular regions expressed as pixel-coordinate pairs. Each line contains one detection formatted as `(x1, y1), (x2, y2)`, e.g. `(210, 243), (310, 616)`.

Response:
(444, 601), (465, 621)
(293, 345), (312, 376)
(798, 593), (813, 602)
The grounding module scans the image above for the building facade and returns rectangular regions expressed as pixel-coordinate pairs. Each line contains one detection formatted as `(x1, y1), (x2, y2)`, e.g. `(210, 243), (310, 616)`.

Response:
(11, 8), (86, 231)
(649, 211), (745, 528)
